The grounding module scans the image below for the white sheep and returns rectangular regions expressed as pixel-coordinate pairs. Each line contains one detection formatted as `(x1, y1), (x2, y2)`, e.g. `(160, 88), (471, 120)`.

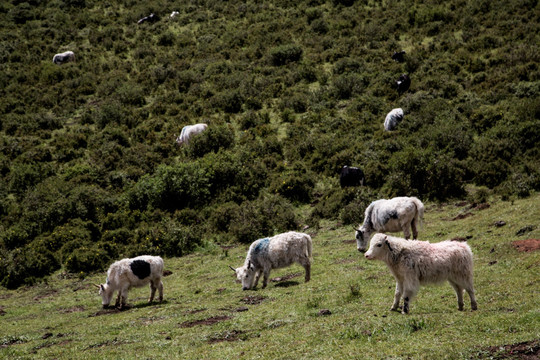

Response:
(364, 234), (478, 314)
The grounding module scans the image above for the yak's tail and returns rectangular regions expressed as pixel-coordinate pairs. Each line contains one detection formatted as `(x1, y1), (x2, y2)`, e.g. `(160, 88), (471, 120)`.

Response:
(410, 197), (425, 229)
(305, 234), (313, 261)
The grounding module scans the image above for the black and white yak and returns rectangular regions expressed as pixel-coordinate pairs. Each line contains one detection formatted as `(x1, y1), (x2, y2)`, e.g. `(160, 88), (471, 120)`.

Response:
(355, 196), (425, 252)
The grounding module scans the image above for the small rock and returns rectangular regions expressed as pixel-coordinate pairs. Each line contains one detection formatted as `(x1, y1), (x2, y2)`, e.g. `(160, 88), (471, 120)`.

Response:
(318, 309), (332, 316)
(494, 220), (506, 227)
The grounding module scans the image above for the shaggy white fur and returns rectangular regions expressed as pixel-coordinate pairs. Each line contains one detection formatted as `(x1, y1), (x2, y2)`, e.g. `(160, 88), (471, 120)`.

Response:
(233, 231), (312, 290)
(356, 196), (424, 251)
(365, 234), (477, 314)
(98, 255), (164, 309)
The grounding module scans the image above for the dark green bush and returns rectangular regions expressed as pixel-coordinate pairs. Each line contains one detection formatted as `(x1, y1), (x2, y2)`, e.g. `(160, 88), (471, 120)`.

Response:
(64, 244), (110, 274)
(269, 44), (303, 66)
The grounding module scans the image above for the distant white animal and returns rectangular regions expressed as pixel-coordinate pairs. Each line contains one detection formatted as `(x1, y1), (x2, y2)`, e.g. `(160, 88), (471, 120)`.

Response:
(384, 108), (404, 131)
(170, 11), (179, 18)
(53, 51), (75, 65)
(365, 234), (478, 314)
(96, 255), (164, 309)
(175, 123), (208, 146)
(355, 196), (424, 252)
(230, 231), (312, 290)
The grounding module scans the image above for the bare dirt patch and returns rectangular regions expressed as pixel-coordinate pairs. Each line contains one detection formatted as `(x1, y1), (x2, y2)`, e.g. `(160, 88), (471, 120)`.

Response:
(33, 289), (58, 301)
(483, 340), (540, 359)
(180, 315), (231, 328)
(240, 295), (267, 305)
(342, 239), (356, 244)
(512, 239), (540, 253)
(185, 308), (207, 314)
(207, 329), (245, 343)
(163, 270), (173, 277)
(0, 306), (6, 316)
(452, 212), (474, 221)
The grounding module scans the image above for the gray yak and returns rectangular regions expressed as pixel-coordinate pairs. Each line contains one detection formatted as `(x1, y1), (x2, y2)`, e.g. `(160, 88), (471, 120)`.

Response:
(230, 231), (312, 290)
(355, 196), (424, 252)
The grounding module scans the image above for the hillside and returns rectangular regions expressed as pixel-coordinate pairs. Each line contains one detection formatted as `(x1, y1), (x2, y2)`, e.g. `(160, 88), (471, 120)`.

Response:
(1, 0), (539, 288)
(0, 195), (539, 358)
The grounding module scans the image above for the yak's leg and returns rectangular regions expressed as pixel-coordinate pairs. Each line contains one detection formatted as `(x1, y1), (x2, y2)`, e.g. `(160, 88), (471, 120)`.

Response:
(253, 270), (261, 288)
(299, 258), (311, 282)
(401, 221), (412, 240)
(114, 291), (121, 308)
(464, 281), (478, 311)
(449, 280), (465, 311)
(411, 218), (418, 240)
(303, 263), (311, 282)
(118, 285), (130, 309)
(401, 279), (418, 314)
(262, 268), (270, 289)
(149, 281), (157, 303)
(157, 280), (164, 302)
(391, 281), (403, 311)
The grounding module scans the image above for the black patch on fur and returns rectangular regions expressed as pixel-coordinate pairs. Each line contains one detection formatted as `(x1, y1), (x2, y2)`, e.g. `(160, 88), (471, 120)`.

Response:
(383, 210), (398, 224)
(130, 260), (151, 279)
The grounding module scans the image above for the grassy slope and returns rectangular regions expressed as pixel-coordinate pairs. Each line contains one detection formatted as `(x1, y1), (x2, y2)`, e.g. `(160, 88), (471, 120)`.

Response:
(1, 194), (538, 359)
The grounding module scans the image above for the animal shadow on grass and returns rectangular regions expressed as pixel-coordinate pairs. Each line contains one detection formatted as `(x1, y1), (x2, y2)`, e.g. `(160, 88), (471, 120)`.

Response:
(273, 280), (300, 288)
(89, 300), (168, 317)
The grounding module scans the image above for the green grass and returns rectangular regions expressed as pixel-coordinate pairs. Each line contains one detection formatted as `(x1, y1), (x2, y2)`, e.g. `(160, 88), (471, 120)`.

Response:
(1, 194), (538, 359)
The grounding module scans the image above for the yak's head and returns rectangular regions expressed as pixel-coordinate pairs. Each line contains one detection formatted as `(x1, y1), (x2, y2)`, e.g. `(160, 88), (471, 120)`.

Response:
(230, 262), (257, 290)
(355, 225), (372, 252)
(365, 234), (392, 260)
(97, 283), (113, 308)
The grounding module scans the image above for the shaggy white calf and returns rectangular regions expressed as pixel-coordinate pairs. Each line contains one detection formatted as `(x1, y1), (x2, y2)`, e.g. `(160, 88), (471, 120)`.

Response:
(97, 255), (164, 309)
(365, 234), (478, 314)
(231, 231), (312, 290)
(355, 196), (424, 252)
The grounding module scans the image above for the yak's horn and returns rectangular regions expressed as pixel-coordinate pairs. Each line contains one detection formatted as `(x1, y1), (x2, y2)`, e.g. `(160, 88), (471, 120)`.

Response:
(228, 265), (236, 272)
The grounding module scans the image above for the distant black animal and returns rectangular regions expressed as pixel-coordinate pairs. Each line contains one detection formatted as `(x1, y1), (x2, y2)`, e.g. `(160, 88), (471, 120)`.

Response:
(340, 166), (364, 188)
(137, 13), (159, 25)
(395, 74), (411, 94)
(391, 50), (406, 63)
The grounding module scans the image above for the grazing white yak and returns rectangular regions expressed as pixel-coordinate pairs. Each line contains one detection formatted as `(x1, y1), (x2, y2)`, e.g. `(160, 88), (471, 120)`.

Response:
(230, 231), (312, 290)
(355, 196), (424, 252)
(384, 108), (404, 131)
(96, 255), (164, 309)
(175, 123), (208, 146)
(365, 234), (478, 314)
(53, 51), (75, 65)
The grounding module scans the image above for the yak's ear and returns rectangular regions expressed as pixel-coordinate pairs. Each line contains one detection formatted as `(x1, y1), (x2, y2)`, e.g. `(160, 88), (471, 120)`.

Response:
(385, 237), (393, 252)
(248, 261), (254, 270)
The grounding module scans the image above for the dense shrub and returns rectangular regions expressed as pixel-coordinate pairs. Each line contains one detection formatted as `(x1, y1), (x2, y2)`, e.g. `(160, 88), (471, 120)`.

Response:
(269, 44), (303, 66)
